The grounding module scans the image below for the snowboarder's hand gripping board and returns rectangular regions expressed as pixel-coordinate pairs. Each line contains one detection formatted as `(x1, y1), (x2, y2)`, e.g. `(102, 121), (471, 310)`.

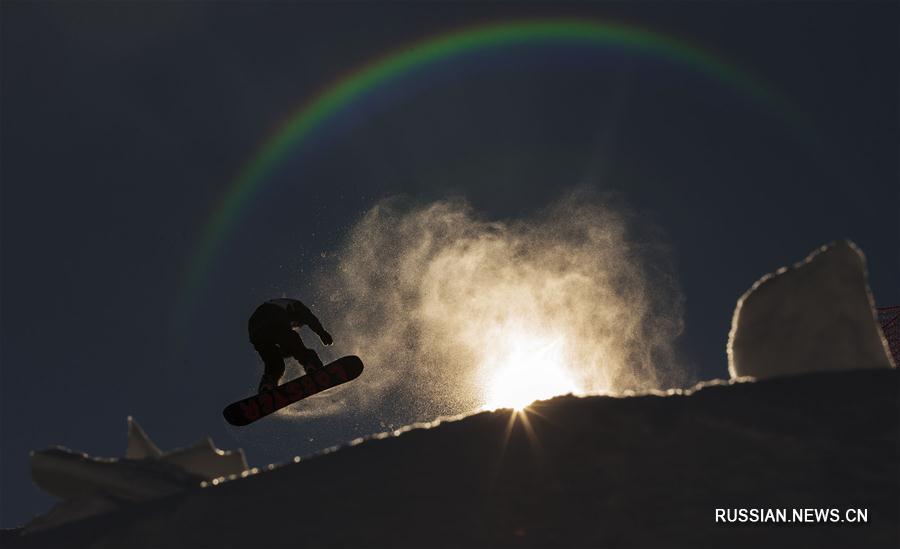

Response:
(223, 355), (364, 426)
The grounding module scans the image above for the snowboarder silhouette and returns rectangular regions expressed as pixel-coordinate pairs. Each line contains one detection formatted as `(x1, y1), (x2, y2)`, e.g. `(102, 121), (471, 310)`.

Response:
(248, 298), (333, 392)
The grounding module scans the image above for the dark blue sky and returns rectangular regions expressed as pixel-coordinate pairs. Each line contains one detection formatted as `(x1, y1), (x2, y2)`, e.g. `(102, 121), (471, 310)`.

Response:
(2, 2), (897, 528)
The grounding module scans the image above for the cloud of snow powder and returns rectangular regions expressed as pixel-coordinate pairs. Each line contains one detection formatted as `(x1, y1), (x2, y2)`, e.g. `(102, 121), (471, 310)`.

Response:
(302, 189), (685, 421)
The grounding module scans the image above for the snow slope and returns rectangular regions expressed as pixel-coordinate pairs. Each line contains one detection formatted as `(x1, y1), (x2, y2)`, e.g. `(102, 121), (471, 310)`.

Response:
(6, 368), (898, 549)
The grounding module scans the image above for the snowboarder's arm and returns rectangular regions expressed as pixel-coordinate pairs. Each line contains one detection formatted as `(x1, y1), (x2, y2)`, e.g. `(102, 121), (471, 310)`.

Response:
(295, 302), (333, 346)
(308, 316), (333, 346)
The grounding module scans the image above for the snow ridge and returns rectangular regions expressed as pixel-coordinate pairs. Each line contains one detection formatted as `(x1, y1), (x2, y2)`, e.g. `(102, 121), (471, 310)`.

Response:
(8, 368), (898, 549)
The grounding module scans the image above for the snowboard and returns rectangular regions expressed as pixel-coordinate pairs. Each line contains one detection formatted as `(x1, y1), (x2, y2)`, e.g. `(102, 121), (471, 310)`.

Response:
(223, 355), (364, 426)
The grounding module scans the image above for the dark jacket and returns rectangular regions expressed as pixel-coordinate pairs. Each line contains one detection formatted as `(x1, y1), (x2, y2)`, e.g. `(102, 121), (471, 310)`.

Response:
(248, 298), (326, 343)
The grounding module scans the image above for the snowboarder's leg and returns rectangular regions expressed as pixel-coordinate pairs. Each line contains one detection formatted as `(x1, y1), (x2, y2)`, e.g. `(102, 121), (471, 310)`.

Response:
(277, 329), (324, 374)
(252, 341), (285, 392)
(248, 305), (289, 391)
(298, 348), (324, 374)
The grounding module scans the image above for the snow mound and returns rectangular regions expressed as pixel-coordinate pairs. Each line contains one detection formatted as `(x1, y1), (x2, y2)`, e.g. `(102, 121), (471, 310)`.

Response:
(10, 368), (899, 548)
(25, 418), (247, 533)
(728, 240), (895, 379)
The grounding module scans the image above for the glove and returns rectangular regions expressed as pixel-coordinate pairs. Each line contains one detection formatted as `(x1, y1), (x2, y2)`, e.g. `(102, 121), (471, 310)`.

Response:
(319, 330), (334, 346)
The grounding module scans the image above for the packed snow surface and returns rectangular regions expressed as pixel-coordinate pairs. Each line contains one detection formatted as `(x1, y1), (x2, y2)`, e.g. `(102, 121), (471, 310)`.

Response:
(7, 368), (898, 549)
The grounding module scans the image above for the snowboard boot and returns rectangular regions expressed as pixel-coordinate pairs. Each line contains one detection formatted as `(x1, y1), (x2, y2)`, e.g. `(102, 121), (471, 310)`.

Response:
(258, 375), (277, 393)
(300, 349), (325, 375)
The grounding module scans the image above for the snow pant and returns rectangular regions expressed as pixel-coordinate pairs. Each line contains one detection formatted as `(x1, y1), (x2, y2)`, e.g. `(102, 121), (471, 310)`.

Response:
(248, 304), (323, 383)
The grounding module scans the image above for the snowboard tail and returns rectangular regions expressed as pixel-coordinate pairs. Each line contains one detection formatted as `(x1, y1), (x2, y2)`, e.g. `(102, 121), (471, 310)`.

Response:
(223, 355), (364, 426)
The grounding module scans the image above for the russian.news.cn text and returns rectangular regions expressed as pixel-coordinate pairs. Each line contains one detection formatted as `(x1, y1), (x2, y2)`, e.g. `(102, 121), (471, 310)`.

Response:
(715, 508), (868, 524)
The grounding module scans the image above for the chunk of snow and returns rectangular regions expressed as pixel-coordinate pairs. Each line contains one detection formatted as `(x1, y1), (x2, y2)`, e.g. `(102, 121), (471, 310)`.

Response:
(159, 437), (248, 480)
(30, 447), (200, 502)
(26, 417), (247, 533)
(728, 240), (895, 379)
(125, 416), (162, 459)
(123, 417), (247, 479)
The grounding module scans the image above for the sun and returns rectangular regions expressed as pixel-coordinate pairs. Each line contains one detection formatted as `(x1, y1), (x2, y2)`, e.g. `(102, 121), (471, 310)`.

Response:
(482, 335), (579, 411)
